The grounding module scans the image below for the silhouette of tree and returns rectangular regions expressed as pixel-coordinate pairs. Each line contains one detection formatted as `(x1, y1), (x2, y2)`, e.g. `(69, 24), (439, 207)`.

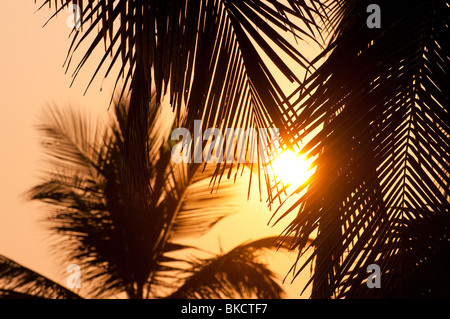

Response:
(271, 0), (450, 298)
(0, 98), (289, 299)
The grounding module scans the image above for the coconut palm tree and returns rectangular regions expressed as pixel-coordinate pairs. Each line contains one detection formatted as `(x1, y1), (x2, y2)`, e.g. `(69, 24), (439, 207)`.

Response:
(270, 0), (450, 298)
(0, 97), (290, 299)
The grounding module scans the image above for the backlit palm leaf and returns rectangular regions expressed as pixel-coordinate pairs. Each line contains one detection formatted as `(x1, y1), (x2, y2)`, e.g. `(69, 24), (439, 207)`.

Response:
(274, 0), (450, 298)
(0, 255), (81, 299)
(167, 236), (297, 299)
(36, 0), (327, 193)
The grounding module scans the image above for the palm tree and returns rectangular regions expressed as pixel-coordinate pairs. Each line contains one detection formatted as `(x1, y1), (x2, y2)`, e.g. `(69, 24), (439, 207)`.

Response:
(270, 0), (450, 298)
(0, 98), (289, 299)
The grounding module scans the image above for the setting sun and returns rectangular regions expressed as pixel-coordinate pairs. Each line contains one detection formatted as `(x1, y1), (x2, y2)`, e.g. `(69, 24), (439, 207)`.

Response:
(272, 151), (314, 187)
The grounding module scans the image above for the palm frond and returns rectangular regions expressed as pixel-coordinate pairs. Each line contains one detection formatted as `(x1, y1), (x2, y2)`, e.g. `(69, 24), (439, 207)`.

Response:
(34, 105), (106, 179)
(275, 0), (450, 298)
(0, 255), (82, 299)
(37, 0), (329, 194)
(167, 236), (294, 299)
(167, 163), (237, 240)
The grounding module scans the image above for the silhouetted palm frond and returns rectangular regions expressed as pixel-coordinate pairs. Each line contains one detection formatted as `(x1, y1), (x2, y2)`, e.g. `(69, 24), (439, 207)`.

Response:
(0, 255), (81, 299)
(36, 0), (329, 193)
(168, 236), (297, 299)
(37, 0), (324, 123)
(273, 0), (450, 298)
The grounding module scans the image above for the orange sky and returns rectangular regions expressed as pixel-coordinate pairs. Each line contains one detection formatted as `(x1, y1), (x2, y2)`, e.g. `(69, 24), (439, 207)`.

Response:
(0, 2), (318, 298)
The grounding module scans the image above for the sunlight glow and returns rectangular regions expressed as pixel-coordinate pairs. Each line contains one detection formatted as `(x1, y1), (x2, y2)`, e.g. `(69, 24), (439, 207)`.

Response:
(272, 150), (314, 187)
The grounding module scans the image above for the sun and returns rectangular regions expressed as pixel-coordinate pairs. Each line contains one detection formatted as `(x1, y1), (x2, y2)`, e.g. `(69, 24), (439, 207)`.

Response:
(271, 150), (314, 187)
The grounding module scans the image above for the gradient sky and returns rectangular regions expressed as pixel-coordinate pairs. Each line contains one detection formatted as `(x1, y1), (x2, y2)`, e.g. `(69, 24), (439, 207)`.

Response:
(0, 2), (318, 298)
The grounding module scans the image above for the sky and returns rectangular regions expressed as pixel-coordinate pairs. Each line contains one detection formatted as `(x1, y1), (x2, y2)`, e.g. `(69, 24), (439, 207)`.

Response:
(0, 2), (317, 298)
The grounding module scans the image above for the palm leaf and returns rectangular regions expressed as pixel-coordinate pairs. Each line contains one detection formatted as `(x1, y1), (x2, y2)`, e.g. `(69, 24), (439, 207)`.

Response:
(167, 163), (238, 240)
(36, 0), (328, 194)
(274, 0), (450, 298)
(0, 255), (82, 299)
(166, 236), (296, 299)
